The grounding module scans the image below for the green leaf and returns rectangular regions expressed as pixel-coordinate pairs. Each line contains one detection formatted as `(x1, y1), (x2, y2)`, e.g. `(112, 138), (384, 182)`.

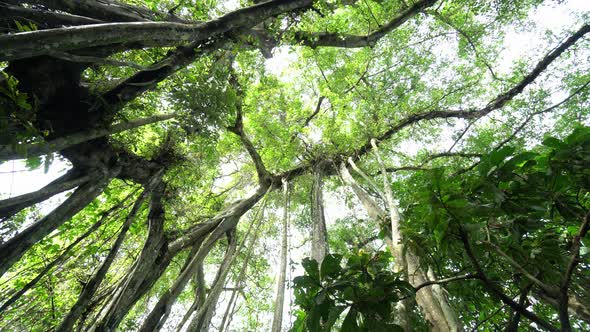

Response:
(302, 258), (320, 282)
(341, 308), (359, 332)
(320, 254), (342, 280)
(490, 146), (515, 165)
(324, 305), (347, 331)
(293, 275), (319, 289)
(542, 136), (563, 148)
(25, 156), (42, 170)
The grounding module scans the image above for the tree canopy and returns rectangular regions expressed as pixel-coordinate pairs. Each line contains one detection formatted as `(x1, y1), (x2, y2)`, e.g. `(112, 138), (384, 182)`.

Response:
(0, 0), (589, 331)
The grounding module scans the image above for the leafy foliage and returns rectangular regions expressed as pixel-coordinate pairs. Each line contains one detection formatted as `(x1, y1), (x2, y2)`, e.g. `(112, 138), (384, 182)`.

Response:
(291, 252), (412, 332)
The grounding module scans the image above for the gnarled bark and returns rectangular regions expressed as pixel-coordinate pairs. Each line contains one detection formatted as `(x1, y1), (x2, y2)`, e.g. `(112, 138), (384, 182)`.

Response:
(92, 183), (171, 331)
(0, 113), (176, 161)
(0, 205), (109, 312)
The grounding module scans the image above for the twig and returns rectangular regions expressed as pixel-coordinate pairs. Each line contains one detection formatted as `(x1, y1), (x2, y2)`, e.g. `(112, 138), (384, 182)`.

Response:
(482, 240), (558, 297)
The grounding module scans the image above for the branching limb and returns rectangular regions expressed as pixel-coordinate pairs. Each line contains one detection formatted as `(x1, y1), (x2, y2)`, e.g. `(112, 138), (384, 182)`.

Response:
(0, 113), (176, 161)
(559, 210), (590, 330)
(56, 173), (161, 332)
(353, 23), (589, 159)
(413, 273), (476, 292)
(228, 108), (271, 186)
(459, 229), (559, 332)
(0, 168), (116, 278)
(293, 0), (437, 48)
(348, 157), (385, 199)
(482, 240), (559, 297)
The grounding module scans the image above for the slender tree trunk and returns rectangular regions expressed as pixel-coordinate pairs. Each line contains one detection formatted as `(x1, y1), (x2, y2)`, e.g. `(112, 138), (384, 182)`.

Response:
(0, 113), (176, 161)
(92, 183), (171, 332)
(0, 205), (108, 312)
(341, 156), (463, 332)
(271, 180), (289, 332)
(370, 140), (462, 332)
(535, 291), (590, 324)
(218, 208), (265, 332)
(136, 239), (208, 332)
(56, 188), (148, 331)
(0, 169), (114, 277)
(340, 161), (411, 330)
(186, 233), (239, 332)
(177, 262), (207, 331)
(310, 164), (328, 264)
(218, 287), (238, 332)
(0, 168), (90, 221)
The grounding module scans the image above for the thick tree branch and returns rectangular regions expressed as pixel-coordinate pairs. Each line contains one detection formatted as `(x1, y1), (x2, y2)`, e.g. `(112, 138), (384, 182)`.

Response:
(94, 0), (312, 119)
(0, 113), (176, 161)
(279, 23), (589, 181)
(483, 240), (559, 298)
(293, 0), (437, 48)
(8, 0), (162, 22)
(228, 109), (271, 186)
(0, 2), (103, 30)
(0, 169), (90, 220)
(0, 168), (117, 278)
(353, 23), (589, 159)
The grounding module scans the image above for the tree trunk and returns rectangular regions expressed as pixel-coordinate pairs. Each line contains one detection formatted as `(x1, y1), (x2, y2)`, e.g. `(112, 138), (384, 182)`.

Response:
(56, 188), (148, 332)
(136, 239), (209, 332)
(218, 207), (266, 332)
(310, 165), (328, 264)
(0, 113), (176, 161)
(0, 169), (90, 221)
(535, 291), (590, 324)
(341, 158), (462, 332)
(271, 180), (289, 332)
(138, 185), (269, 331)
(0, 169), (114, 277)
(187, 232), (238, 331)
(339, 161), (411, 330)
(177, 262), (207, 331)
(91, 183), (171, 332)
(186, 233), (239, 332)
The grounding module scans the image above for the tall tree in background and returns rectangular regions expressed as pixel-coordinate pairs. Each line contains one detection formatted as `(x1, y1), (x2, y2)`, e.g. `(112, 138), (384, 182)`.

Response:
(271, 180), (290, 332)
(0, 0), (589, 331)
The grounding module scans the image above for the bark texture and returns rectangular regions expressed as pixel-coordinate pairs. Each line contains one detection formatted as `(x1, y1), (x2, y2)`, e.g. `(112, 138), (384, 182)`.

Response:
(92, 183), (171, 331)
(271, 180), (289, 332)
(185, 233), (239, 332)
(57, 186), (149, 332)
(340, 160), (462, 331)
(310, 165), (328, 264)
(0, 113), (176, 161)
